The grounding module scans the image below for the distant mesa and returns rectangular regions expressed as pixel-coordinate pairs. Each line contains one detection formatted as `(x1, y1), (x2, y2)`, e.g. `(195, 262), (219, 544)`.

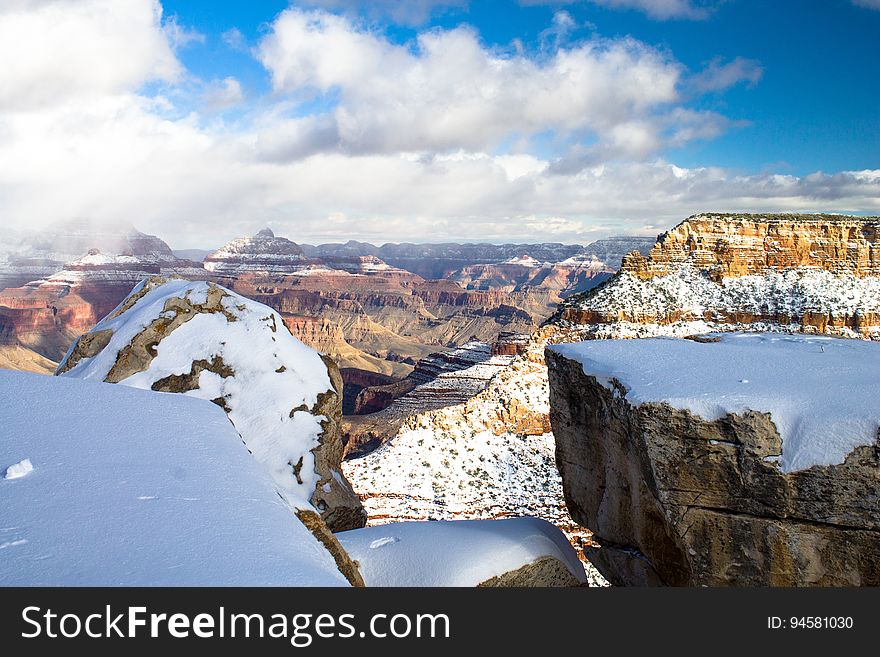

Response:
(203, 229), (309, 276)
(554, 212), (880, 338)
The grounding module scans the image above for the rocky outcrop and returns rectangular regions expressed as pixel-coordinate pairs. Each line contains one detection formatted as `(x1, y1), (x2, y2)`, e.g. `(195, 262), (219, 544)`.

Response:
(204, 228), (313, 276)
(556, 214), (880, 338)
(0, 244), (206, 361)
(57, 276), (366, 532)
(0, 220), (204, 291)
(342, 342), (516, 456)
(622, 213), (880, 280)
(546, 346), (880, 586)
(477, 556), (584, 587)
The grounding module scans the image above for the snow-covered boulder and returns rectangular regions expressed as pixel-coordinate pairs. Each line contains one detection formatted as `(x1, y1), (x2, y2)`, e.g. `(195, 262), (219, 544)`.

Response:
(337, 518), (586, 587)
(547, 333), (880, 586)
(0, 370), (350, 586)
(57, 276), (366, 532)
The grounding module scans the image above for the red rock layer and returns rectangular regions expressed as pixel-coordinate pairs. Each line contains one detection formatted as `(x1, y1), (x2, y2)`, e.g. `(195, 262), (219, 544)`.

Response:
(622, 213), (880, 281)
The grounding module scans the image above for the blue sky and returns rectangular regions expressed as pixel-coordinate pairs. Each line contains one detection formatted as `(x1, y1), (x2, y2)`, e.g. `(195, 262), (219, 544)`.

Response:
(163, 0), (880, 176)
(1, 0), (878, 246)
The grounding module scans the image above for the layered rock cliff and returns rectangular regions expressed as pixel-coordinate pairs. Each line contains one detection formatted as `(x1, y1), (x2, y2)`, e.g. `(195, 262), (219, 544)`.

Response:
(621, 213), (880, 280)
(0, 252), (199, 361)
(0, 234), (205, 361)
(342, 341), (517, 456)
(547, 334), (880, 586)
(203, 228), (313, 276)
(556, 214), (880, 337)
(0, 220), (203, 291)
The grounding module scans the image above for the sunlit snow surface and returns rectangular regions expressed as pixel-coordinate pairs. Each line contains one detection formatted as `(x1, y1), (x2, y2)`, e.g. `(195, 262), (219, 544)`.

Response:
(0, 371), (347, 586)
(551, 333), (880, 472)
(58, 279), (332, 510)
(338, 518), (586, 587)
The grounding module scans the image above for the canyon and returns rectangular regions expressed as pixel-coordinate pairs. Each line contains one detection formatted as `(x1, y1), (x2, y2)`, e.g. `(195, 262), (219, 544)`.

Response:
(345, 213), (880, 587)
(555, 213), (880, 337)
(0, 223), (650, 384)
(5, 213), (879, 586)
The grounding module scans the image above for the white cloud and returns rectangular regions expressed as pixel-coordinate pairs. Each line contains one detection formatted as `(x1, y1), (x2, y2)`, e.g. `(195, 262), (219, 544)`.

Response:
(257, 9), (686, 158)
(0, 2), (876, 248)
(852, 0), (880, 10)
(163, 13), (205, 49)
(520, 0), (721, 21)
(688, 56), (763, 93)
(0, 0), (181, 111)
(221, 27), (246, 51)
(202, 77), (244, 112)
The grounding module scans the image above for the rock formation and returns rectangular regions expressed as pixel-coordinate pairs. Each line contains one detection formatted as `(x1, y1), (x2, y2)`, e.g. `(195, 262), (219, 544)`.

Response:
(0, 219), (203, 291)
(0, 252), (201, 361)
(556, 213), (880, 337)
(0, 235), (205, 361)
(342, 341), (516, 456)
(477, 556), (584, 587)
(546, 336), (880, 586)
(301, 241), (589, 280)
(57, 276), (366, 532)
(622, 213), (880, 280)
(204, 228), (314, 276)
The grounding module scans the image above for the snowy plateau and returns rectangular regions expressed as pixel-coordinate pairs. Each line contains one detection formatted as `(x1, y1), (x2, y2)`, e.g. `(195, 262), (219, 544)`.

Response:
(551, 333), (880, 472)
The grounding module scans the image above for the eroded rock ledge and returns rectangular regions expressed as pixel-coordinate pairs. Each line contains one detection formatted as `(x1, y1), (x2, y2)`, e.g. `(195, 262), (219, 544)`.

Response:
(546, 348), (880, 586)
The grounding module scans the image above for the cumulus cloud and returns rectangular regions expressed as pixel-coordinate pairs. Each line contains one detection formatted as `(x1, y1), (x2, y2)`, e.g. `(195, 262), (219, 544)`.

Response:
(852, 0), (880, 10)
(0, 1), (876, 248)
(520, 0), (721, 21)
(0, 0), (181, 111)
(257, 9), (689, 159)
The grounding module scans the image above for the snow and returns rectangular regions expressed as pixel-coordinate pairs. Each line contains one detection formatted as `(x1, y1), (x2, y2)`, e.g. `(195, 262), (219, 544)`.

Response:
(4, 458), (33, 480)
(569, 265), (880, 322)
(58, 279), (334, 511)
(344, 353), (610, 586)
(501, 255), (545, 267)
(0, 370), (348, 586)
(337, 518), (585, 587)
(557, 253), (608, 269)
(74, 252), (141, 266)
(550, 332), (880, 472)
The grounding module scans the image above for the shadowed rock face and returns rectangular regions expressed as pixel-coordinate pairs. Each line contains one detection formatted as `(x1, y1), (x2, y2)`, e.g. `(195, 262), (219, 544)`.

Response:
(546, 348), (880, 586)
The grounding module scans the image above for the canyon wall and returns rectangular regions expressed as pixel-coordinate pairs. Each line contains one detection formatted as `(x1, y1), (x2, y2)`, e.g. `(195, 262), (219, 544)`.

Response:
(556, 213), (880, 337)
(621, 213), (880, 280)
